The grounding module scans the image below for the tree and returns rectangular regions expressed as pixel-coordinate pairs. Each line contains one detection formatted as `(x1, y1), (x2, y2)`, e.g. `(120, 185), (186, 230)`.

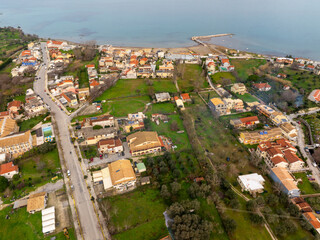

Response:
(0, 176), (9, 192)
(160, 185), (171, 199)
(222, 218), (237, 233)
(249, 214), (264, 225)
(171, 182), (181, 194)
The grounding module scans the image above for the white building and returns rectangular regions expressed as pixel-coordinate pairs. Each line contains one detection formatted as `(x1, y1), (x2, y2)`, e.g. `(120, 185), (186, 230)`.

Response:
(238, 173), (265, 196)
(42, 206), (55, 234)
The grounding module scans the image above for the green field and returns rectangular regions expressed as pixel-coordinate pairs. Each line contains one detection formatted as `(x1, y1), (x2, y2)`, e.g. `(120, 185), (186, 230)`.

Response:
(303, 113), (320, 144)
(101, 187), (168, 240)
(177, 64), (208, 92)
(235, 93), (259, 103)
(0, 206), (76, 240)
(3, 147), (62, 200)
(294, 172), (320, 194)
(283, 68), (320, 95)
(103, 96), (151, 117)
(18, 114), (48, 131)
(211, 72), (236, 85)
(96, 78), (177, 101)
(230, 59), (267, 81)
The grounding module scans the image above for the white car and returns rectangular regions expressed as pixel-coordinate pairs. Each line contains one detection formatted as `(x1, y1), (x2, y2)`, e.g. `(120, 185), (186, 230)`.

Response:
(67, 170), (71, 177)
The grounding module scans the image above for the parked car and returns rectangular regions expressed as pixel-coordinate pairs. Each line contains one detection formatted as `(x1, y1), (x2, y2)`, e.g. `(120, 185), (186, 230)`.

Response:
(67, 170), (71, 177)
(99, 155), (103, 159)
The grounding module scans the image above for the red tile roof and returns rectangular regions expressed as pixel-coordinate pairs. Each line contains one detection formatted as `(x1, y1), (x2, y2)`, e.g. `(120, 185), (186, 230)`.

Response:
(240, 116), (259, 124)
(86, 64), (95, 68)
(0, 162), (18, 175)
(7, 100), (22, 110)
(283, 150), (303, 163)
(312, 90), (320, 102)
(181, 93), (191, 100)
(221, 59), (230, 64)
(271, 156), (287, 165)
(253, 83), (271, 89)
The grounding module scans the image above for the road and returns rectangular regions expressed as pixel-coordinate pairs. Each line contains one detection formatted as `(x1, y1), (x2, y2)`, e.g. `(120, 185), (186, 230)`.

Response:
(34, 43), (106, 240)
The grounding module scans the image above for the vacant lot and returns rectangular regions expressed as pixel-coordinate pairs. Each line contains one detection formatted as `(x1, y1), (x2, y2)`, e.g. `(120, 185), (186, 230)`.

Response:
(303, 113), (320, 144)
(0, 206), (76, 240)
(235, 93), (259, 103)
(100, 187), (167, 240)
(96, 78), (177, 101)
(177, 64), (208, 92)
(211, 72), (236, 85)
(231, 59), (267, 81)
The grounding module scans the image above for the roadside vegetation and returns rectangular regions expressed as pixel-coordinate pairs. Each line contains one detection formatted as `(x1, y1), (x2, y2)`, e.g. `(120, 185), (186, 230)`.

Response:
(0, 143), (61, 202)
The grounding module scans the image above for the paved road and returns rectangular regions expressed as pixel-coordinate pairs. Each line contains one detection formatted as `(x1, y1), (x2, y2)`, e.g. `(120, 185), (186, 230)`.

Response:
(34, 43), (105, 240)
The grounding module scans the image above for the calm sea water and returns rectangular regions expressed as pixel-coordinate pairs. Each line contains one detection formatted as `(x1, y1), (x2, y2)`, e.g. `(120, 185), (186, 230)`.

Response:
(1, 0), (320, 60)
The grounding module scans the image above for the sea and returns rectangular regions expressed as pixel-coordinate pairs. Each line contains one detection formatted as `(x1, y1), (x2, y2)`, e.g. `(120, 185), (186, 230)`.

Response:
(1, 0), (320, 60)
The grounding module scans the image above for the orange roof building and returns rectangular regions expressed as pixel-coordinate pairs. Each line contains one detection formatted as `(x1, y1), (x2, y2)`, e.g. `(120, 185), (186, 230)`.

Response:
(0, 162), (19, 179)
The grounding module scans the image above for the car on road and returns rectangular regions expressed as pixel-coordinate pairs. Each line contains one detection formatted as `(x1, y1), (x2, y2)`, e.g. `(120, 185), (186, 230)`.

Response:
(67, 170), (71, 177)
(99, 155), (103, 159)
(90, 158), (94, 163)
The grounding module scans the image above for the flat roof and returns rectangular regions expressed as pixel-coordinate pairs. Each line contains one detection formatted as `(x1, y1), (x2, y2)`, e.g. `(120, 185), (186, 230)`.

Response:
(42, 224), (55, 234)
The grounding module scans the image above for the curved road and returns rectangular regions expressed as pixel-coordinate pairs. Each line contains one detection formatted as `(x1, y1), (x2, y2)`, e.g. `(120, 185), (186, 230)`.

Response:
(34, 43), (105, 240)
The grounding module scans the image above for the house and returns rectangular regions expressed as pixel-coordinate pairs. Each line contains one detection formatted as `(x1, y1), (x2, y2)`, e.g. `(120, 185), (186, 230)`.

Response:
(98, 138), (123, 155)
(253, 83), (271, 91)
(0, 118), (19, 138)
(174, 97), (185, 110)
(0, 153), (5, 163)
(276, 57), (293, 64)
(61, 92), (78, 107)
(155, 92), (171, 102)
(127, 131), (163, 156)
(223, 98), (244, 112)
(77, 88), (90, 103)
(277, 73), (287, 78)
(283, 150), (305, 171)
(7, 100), (22, 114)
(42, 207), (55, 234)
(137, 65), (154, 78)
(269, 167), (300, 197)
(208, 98), (227, 116)
(0, 162), (19, 179)
(206, 62), (215, 73)
(0, 111), (13, 120)
(24, 95), (47, 117)
(108, 159), (136, 191)
(231, 83), (247, 95)
(256, 138), (297, 159)
(230, 116), (260, 129)
(136, 162), (146, 173)
(314, 68), (320, 75)
(308, 89), (320, 103)
(239, 128), (283, 145)
(303, 212), (320, 234)
(306, 65), (315, 71)
(122, 68), (137, 79)
(238, 173), (265, 197)
(283, 85), (290, 90)
(124, 120), (145, 133)
(128, 112), (146, 122)
(27, 192), (47, 213)
(280, 122), (298, 141)
(77, 127), (117, 145)
(180, 93), (191, 102)
(81, 115), (115, 128)
(270, 112), (289, 126)
(0, 131), (33, 158)
(47, 40), (68, 49)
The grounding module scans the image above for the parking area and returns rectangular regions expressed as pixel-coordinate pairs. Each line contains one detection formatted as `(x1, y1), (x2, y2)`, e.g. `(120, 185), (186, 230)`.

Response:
(87, 142), (132, 167)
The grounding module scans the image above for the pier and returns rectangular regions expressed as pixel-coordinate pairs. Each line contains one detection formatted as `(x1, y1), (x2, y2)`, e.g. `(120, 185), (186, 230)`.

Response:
(191, 33), (234, 46)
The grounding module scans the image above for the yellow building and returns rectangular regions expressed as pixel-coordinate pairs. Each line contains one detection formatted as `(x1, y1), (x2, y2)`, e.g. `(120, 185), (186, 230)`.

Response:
(0, 131), (33, 158)
(127, 131), (163, 156)
(0, 118), (19, 138)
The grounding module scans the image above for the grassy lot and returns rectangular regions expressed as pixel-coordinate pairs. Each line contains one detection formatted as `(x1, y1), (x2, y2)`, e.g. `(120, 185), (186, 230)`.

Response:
(177, 64), (208, 92)
(144, 102), (191, 150)
(100, 187), (168, 240)
(293, 172), (320, 195)
(211, 72), (236, 85)
(95, 79), (148, 99)
(283, 68), (320, 96)
(95, 78), (177, 102)
(81, 145), (98, 159)
(231, 59), (267, 81)
(0, 206), (76, 240)
(103, 96), (151, 117)
(235, 93), (259, 103)
(2, 147), (61, 200)
(199, 90), (220, 103)
(223, 196), (272, 240)
(18, 114), (48, 131)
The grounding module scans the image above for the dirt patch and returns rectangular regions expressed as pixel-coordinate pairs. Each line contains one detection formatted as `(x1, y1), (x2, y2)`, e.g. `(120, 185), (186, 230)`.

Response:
(47, 189), (71, 233)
